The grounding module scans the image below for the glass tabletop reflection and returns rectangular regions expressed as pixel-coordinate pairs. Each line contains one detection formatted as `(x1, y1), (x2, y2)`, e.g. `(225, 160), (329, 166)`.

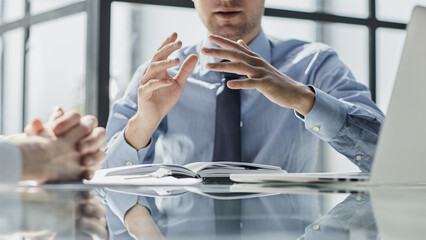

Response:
(1, 182), (426, 240)
(102, 183), (376, 240)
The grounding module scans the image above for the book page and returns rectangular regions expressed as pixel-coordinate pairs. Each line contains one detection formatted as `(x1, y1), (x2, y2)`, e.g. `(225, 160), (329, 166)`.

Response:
(84, 175), (201, 186)
(184, 161), (284, 178)
(104, 164), (197, 178)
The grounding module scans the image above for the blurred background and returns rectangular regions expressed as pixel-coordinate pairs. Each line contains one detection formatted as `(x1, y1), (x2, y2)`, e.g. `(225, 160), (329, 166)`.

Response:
(0, 0), (424, 176)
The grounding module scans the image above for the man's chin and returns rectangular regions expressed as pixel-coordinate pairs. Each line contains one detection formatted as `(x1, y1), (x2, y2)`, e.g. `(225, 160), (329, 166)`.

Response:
(211, 29), (243, 41)
(209, 23), (254, 41)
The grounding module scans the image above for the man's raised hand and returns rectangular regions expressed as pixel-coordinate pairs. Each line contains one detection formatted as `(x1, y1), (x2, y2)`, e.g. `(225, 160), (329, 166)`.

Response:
(202, 34), (315, 116)
(125, 33), (198, 150)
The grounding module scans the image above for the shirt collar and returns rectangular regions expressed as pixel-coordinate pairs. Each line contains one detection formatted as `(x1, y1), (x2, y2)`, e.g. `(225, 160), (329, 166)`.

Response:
(199, 29), (271, 76)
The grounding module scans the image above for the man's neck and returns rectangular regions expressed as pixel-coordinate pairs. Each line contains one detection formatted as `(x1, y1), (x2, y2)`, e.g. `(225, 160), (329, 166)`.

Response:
(242, 26), (262, 44)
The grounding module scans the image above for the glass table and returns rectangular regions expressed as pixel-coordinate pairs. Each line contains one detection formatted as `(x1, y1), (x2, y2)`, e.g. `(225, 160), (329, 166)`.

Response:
(1, 182), (425, 239)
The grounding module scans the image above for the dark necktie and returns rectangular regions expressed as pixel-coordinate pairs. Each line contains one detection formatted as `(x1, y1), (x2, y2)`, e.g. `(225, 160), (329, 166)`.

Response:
(213, 69), (242, 239)
(212, 71), (242, 162)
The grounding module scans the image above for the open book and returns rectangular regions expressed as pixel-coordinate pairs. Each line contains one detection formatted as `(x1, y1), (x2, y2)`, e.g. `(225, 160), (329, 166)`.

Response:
(84, 161), (285, 186)
(105, 184), (278, 200)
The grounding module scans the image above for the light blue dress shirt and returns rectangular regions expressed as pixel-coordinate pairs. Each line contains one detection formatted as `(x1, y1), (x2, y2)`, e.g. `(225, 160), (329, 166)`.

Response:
(104, 29), (384, 222)
(0, 139), (22, 184)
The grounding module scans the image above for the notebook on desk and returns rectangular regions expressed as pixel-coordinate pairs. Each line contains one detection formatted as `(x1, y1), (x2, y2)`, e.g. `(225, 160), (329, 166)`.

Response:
(231, 6), (426, 186)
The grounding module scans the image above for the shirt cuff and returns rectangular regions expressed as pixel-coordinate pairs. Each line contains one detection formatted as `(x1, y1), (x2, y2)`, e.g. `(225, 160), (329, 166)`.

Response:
(304, 215), (348, 239)
(137, 197), (152, 215)
(105, 191), (152, 226)
(106, 129), (152, 168)
(106, 191), (139, 225)
(295, 86), (348, 142)
(0, 140), (22, 184)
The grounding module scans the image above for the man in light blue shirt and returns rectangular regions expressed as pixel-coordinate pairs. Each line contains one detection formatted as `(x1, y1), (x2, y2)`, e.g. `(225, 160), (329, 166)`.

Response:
(104, 0), (384, 230)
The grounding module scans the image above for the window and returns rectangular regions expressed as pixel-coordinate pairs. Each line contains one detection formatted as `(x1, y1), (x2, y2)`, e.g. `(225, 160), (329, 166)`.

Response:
(26, 13), (87, 122)
(0, 0), (87, 133)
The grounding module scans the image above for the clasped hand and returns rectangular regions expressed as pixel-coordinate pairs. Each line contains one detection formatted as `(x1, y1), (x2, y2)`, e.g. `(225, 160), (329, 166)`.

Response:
(21, 107), (106, 183)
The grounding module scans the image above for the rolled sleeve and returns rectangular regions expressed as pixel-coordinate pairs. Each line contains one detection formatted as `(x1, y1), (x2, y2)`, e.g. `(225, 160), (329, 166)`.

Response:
(298, 86), (349, 142)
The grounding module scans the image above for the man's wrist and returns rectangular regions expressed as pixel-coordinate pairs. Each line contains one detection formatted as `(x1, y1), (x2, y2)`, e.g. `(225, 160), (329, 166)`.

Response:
(293, 84), (316, 116)
(125, 115), (154, 150)
(17, 139), (51, 183)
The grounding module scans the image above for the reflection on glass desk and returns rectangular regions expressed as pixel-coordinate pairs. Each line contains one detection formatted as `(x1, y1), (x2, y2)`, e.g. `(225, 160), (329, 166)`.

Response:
(2, 183), (426, 240)
(0, 187), (108, 239)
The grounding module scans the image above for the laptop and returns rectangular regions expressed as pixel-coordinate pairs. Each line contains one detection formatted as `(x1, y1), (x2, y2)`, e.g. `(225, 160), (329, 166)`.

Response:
(231, 6), (426, 186)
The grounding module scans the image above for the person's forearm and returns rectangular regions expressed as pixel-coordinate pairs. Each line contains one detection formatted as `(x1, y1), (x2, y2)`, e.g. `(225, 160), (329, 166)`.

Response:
(125, 204), (164, 240)
(124, 114), (159, 150)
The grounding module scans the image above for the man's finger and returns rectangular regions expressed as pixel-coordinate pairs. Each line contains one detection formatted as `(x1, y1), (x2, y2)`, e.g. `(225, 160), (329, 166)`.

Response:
(24, 119), (44, 136)
(61, 115), (97, 144)
(227, 78), (259, 90)
(81, 151), (106, 169)
(202, 47), (257, 65)
(81, 115), (98, 130)
(206, 61), (257, 76)
(48, 106), (64, 124)
(208, 34), (255, 56)
(142, 58), (180, 84)
(52, 110), (81, 136)
(82, 152), (106, 179)
(139, 79), (174, 101)
(157, 32), (178, 51)
(82, 154), (106, 179)
(152, 40), (182, 62)
(44, 106), (65, 135)
(175, 54), (198, 86)
(237, 39), (250, 50)
(78, 127), (107, 154)
(143, 33), (179, 76)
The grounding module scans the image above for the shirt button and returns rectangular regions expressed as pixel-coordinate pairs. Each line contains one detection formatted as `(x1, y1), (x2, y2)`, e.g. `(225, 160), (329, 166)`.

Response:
(355, 155), (362, 161)
(355, 195), (362, 201)
(240, 121), (243, 127)
(125, 161), (133, 166)
(312, 225), (320, 231)
(312, 126), (320, 132)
